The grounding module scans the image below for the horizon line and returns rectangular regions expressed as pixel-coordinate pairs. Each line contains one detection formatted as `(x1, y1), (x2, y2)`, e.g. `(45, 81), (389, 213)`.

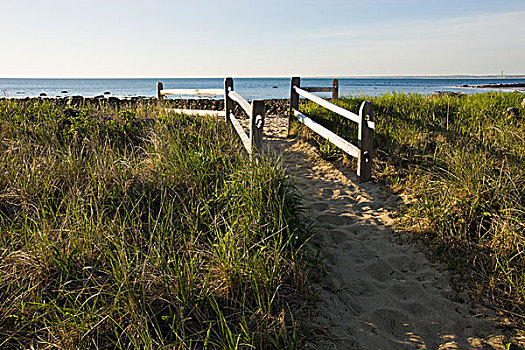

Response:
(2, 74), (525, 79)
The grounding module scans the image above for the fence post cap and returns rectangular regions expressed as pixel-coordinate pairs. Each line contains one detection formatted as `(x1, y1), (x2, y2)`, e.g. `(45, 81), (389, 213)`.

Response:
(359, 101), (374, 119)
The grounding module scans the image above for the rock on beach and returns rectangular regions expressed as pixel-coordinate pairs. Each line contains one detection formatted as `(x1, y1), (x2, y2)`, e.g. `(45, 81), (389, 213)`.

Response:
(2, 96), (292, 117)
(476, 83), (525, 89)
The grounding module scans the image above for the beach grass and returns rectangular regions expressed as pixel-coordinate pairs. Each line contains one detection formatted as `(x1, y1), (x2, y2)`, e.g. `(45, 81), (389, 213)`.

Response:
(0, 98), (309, 349)
(298, 92), (525, 320)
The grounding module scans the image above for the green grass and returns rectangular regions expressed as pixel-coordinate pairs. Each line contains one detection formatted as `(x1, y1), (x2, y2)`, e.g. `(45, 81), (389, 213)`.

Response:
(299, 92), (525, 319)
(0, 98), (308, 349)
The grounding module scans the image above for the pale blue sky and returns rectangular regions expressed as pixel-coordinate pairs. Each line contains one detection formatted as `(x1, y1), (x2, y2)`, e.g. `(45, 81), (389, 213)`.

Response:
(1, 0), (524, 77)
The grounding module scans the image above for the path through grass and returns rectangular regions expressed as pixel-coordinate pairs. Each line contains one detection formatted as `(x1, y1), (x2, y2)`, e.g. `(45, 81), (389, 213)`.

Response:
(301, 92), (525, 322)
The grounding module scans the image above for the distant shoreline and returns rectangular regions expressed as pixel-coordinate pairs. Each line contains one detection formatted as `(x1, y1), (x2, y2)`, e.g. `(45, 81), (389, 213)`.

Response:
(468, 83), (525, 89)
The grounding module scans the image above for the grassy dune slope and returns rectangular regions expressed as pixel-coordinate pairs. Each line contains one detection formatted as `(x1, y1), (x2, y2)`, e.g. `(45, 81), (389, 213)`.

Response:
(0, 99), (308, 349)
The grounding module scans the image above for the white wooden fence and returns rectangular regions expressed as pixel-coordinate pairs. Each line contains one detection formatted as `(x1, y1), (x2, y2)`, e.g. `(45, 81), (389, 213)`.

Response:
(156, 79), (265, 156)
(289, 77), (375, 182)
(156, 77), (375, 180)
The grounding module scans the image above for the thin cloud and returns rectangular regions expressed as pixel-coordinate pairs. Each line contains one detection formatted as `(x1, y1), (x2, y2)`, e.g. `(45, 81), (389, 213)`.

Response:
(306, 10), (525, 42)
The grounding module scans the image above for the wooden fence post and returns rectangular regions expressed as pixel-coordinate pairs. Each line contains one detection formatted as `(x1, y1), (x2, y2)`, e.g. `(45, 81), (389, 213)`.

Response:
(358, 101), (374, 182)
(332, 79), (339, 100)
(250, 100), (265, 155)
(288, 77), (300, 136)
(224, 77), (234, 124)
(157, 82), (164, 100)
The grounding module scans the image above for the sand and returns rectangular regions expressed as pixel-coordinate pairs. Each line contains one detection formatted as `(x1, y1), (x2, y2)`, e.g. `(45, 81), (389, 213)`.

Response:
(259, 115), (508, 349)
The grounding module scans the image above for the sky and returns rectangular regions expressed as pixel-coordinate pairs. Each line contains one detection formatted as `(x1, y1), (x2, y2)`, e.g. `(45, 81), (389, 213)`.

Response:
(1, 0), (524, 77)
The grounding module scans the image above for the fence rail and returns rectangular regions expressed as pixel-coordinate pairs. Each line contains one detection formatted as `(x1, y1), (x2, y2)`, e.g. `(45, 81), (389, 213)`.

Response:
(228, 91), (251, 116)
(289, 77), (374, 182)
(161, 88), (224, 97)
(157, 82), (224, 99)
(171, 109), (225, 117)
(294, 110), (360, 158)
(156, 80), (265, 157)
(229, 112), (252, 152)
(295, 87), (360, 124)
(301, 78), (339, 99)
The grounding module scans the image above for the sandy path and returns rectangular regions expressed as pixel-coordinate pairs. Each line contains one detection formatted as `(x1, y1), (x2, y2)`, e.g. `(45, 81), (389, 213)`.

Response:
(260, 115), (507, 349)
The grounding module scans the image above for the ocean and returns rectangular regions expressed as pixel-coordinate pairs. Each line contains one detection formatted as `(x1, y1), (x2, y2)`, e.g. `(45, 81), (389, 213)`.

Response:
(1, 77), (524, 100)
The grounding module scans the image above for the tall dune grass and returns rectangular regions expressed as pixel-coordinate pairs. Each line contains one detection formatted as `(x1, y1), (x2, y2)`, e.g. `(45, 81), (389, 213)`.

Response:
(0, 99), (308, 349)
(301, 92), (525, 318)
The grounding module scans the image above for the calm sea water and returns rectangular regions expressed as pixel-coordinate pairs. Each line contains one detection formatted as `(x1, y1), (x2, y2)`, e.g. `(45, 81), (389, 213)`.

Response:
(1, 77), (524, 100)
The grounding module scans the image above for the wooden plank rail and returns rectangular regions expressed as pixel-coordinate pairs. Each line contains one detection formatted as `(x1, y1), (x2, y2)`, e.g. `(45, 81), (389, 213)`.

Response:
(161, 88), (224, 96)
(171, 109), (225, 117)
(290, 77), (374, 182)
(157, 81), (226, 122)
(228, 91), (251, 116)
(294, 110), (359, 158)
(229, 113), (252, 153)
(303, 87), (334, 93)
(295, 86), (361, 125)
(156, 82), (224, 100)
(301, 79), (339, 98)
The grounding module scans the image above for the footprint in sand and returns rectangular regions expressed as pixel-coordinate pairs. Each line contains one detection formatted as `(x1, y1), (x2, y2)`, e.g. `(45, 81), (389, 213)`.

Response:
(370, 308), (411, 338)
(316, 214), (353, 226)
(399, 300), (432, 317)
(309, 201), (330, 212)
(365, 259), (396, 282)
(327, 229), (350, 244)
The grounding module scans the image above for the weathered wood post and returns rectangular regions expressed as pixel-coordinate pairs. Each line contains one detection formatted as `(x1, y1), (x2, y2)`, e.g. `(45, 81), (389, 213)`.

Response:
(358, 101), (374, 182)
(250, 100), (265, 155)
(332, 79), (339, 100)
(157, 82), (164, 100)
(288, 77), (300, 136)
(224, 77), (234, 124)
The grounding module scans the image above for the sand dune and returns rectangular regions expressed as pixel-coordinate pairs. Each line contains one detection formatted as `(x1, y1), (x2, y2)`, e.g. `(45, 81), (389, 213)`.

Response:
(261, 115), (507, 349)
